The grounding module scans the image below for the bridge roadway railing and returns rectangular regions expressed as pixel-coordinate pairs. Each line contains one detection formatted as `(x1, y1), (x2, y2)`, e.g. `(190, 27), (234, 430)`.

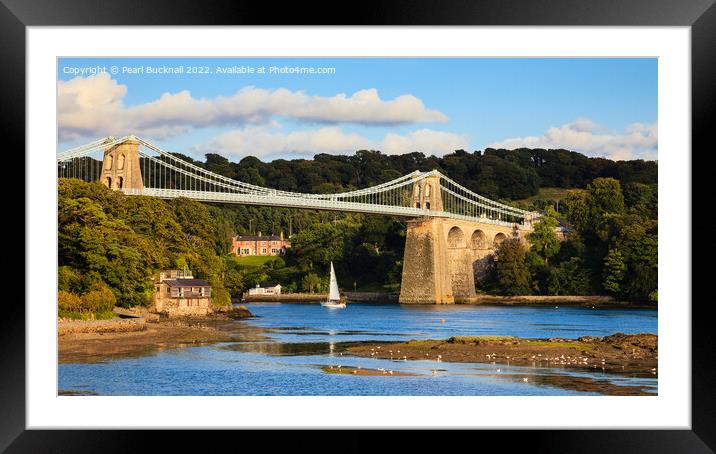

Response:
(124, 188), (530, 229)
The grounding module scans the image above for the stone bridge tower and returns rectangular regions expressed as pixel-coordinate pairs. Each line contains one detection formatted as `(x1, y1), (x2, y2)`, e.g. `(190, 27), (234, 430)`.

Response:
(400, 174), (531, 304)
(100, 136), (144, 190)
(412, 174), (443, 211)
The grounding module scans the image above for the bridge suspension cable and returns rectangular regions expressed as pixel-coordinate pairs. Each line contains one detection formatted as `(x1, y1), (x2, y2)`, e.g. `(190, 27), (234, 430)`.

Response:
(57, 136), (540, 227)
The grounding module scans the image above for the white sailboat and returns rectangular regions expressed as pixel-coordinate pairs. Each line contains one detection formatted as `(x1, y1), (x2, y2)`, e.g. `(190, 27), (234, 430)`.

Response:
(321, 262), (346, 308)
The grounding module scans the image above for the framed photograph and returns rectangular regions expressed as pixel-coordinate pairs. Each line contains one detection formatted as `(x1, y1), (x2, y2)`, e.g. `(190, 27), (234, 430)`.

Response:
(7, 0), (713, 449)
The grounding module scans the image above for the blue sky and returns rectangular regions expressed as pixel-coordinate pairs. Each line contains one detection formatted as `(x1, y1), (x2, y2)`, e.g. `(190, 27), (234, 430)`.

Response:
(57, 57), (657, 161)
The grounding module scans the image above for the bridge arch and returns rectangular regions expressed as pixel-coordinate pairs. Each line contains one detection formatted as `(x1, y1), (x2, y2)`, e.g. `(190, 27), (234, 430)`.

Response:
(471, 229), (487, 249)
(447, 226), (466, 248)
(493, 232), (507, 247)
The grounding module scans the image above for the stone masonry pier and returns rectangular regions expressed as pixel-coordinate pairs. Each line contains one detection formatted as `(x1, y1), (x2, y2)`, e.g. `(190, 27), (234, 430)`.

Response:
(399, 217), (532, 304)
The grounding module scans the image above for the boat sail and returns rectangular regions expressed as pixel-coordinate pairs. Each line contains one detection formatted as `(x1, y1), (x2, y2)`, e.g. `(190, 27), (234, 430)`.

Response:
(321, 262), (346, 308)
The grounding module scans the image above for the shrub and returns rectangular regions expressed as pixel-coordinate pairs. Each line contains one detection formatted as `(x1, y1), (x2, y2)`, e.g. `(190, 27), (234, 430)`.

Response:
(81, 283), (117, 313)
(58, 290), (83, 313)
(58, 266), (84, 293)
(94, 310), (116, 320)
(211, 287), (232, 307)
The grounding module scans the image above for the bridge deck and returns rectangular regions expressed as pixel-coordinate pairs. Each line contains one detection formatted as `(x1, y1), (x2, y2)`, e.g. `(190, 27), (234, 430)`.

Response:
(125, 188), (530, 229)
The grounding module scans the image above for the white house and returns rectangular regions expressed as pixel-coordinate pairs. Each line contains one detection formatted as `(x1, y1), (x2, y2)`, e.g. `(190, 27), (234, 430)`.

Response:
(247, 283), (282, 296)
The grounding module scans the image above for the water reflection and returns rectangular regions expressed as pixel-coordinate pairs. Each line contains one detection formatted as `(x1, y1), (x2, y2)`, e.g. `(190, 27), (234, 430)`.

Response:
(59, 303), (658, 396)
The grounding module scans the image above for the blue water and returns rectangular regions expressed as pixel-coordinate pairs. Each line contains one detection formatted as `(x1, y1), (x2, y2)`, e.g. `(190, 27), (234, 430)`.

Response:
(243, 303), (657, 342)
(58, 303), (658, 396)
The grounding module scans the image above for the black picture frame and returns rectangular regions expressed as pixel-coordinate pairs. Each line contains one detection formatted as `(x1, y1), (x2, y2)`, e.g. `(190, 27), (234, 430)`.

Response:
(5, 0), (713, 450)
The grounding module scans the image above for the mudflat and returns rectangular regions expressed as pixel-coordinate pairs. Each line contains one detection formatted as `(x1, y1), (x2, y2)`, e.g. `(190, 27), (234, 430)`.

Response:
(58, 307), (256, 364)
(345, 333), (658, 376)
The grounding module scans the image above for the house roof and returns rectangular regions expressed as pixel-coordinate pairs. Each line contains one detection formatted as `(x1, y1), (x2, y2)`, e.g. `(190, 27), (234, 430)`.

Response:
(259, 283), (281, 288)
(164, 278), (211, 288)
(236, 235), (283, 241)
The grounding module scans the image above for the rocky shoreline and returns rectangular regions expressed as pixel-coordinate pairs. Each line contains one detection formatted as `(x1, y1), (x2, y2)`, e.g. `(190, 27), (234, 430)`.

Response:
(58, 306), (254, 364)
(345, 333), (658, 377)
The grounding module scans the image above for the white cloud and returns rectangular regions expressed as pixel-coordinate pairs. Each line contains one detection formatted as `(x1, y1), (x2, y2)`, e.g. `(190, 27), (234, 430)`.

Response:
(195, 126), (469, 160)
(58, 73), (448, 141)
(486, 119), (658, 161)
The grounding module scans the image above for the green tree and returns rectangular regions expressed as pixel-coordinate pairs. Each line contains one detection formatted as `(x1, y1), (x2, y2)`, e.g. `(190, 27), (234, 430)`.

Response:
(602, 248), (626, 295)
(301, 273), (322, 293)
(547, 257), (591, 295)
(564, 191), (591, 233)
(527, 206), (560, 265)
(494, 239), (532, 296)
(587, 177), (625, 221)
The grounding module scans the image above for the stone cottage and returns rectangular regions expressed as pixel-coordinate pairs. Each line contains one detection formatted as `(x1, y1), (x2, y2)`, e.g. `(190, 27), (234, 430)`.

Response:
(153, 269), (213, 317)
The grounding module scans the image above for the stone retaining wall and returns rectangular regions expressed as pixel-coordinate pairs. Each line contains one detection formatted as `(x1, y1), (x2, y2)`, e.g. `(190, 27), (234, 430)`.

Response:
(58, 317), (147, 335)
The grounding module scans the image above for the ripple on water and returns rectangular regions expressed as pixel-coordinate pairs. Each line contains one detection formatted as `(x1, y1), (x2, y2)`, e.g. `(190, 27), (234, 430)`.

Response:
(59, 303), (657, 396)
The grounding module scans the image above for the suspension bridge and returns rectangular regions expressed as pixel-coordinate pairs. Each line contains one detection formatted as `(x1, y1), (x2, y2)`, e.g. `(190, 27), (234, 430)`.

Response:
(57, 135), (543, 304)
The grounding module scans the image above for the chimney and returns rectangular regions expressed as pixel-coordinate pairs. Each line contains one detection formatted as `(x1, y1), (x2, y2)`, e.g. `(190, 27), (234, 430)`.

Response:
(258, 231), (262, 237)
(280, 231), (284, 241)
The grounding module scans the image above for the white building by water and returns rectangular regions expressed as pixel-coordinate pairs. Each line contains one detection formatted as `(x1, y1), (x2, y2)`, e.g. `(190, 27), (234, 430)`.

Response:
(247, 284), (282, 296)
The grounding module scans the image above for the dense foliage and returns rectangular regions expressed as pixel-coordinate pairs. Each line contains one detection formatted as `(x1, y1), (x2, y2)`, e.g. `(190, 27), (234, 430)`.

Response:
(179, 147), (656, 202)
(58, 179), (233, 310)
(486, 177), (657, 301)
(58, 146), (658, 309)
